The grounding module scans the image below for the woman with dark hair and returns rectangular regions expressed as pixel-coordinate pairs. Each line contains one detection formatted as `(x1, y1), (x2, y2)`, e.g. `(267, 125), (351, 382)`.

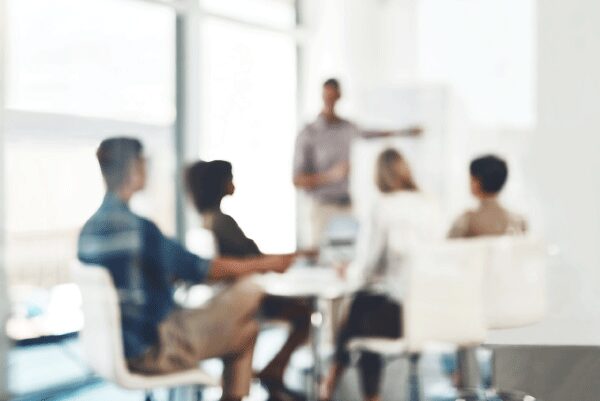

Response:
(186, 160), (261, 257)
(186, 160), (311, 401)
(320, 149), (442, 401)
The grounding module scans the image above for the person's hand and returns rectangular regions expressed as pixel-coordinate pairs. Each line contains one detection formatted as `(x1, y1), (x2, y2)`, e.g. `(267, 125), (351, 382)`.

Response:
(326, 161), (350, 182)
(259, 254), (295, 274)
(295, 248), (320, 263)
(405, 125), (423, 136)
(334, 261), (350, 280)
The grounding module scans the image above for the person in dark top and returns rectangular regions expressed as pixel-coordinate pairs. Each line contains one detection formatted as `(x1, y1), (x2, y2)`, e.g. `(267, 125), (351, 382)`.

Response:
(186, 160), (312, 401)
(186, 160), (261, 257)
(78, 138), (295, 401)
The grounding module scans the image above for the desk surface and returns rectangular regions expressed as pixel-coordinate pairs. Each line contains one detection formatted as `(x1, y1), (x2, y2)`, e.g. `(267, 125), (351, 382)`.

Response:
(253, 266), (356, 299)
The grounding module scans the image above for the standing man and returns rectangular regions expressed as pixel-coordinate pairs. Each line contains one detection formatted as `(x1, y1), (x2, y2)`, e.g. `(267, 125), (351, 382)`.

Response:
(293, 78), (421, 247)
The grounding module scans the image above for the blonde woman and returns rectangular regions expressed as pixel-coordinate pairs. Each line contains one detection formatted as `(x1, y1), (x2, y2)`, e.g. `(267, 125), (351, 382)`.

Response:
(321, 148), (442, 401)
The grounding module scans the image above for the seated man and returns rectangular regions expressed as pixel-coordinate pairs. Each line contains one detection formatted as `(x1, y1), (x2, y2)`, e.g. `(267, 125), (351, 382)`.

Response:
(449, 154), (527, 238)
(78, 137), (294, 401)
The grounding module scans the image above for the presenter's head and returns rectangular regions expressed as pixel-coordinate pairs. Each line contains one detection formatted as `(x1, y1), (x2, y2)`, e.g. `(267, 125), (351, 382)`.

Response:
(96, 137), (146, 201)
(322, 78), (341, 117)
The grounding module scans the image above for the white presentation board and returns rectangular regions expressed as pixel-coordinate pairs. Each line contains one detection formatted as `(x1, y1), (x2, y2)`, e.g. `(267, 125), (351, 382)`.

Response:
(350, 85), (468, 223)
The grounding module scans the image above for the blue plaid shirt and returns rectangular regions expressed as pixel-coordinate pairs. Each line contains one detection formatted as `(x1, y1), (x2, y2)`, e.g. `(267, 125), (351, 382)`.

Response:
(77, 193), (212, 359)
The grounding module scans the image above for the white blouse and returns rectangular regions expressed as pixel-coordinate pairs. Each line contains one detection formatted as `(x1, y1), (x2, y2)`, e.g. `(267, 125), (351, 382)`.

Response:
(348, 191), (443, 300)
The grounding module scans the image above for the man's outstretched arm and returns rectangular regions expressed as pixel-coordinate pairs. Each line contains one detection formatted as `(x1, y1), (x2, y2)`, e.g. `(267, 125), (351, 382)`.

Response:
(361, 125), (423, 139)
(207, 254), (296, 281)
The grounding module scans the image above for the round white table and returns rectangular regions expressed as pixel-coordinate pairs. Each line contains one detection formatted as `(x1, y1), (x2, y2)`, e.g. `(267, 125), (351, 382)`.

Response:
(253, 266), (357, 401)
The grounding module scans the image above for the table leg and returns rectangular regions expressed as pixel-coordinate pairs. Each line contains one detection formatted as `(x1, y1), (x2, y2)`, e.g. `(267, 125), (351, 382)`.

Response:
(309, 297), (324, 401)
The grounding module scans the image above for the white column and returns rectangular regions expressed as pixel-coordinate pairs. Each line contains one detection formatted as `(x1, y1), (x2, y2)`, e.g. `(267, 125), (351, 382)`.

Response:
(175, 8), (202, 241)
(0, 0), (10, 397)
(531, 0), (600, 291)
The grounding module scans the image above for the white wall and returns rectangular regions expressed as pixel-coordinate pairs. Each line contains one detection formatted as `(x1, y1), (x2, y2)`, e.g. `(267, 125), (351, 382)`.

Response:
(416, 0), (536, 130)
(301, 0), (418, 122)
(529, 0), (600, 301)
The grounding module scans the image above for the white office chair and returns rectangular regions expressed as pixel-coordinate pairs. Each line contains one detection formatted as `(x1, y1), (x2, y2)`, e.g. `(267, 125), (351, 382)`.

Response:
(185, 227), (218, 259)
(482, 236), (547, 330)
(480, 236), (547, 401)
(72, 262), (220, 401)
(348, 240), (489, 401)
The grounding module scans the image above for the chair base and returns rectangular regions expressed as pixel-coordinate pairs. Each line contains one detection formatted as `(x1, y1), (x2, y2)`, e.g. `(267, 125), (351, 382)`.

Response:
(484, 388), (537, 401)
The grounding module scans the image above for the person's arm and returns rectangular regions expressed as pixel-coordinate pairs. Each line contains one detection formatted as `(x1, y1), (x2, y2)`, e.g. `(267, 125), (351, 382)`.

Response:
(293, 125), (348, 190)
(207, 254), (295, 281)
(293, 161), (349, 190)
(146, 219), (295, 283)
(361, 125), (423, 139)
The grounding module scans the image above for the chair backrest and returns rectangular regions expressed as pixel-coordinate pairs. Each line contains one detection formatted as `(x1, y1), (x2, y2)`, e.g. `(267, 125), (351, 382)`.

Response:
(403, 240), (488, 352)
(478, 236), (547, 329)
(186, 227), (218, 258)
(71, 261), (130, 382)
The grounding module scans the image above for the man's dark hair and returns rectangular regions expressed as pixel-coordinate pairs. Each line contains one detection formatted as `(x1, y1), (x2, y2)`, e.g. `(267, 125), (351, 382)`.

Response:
(185, 160), (233, 212)
(470, 155), (508, 194)
(96, 137), (143, 191)
(323, 78), (340, 91)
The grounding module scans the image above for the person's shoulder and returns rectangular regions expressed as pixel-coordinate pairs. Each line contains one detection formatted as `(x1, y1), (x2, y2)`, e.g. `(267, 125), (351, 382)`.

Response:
(447, 209), (474, 239)
(335, 117), (360, 133)
(508, 211), (528, 232)
(213, 210), (238, 227)
(78, 207), (144, 260)
(338, 117), (357, 127)
(209, 211), (246, 238)
(298, 120), (319, 137)
(451, 207), (477, 228)
(80, 205), (138, 235)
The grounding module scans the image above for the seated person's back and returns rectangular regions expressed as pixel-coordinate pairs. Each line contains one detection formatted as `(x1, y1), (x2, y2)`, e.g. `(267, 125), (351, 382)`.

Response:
(185, 160), (260, 258)
(78, 141), (209, 360)
(449, 154), (527, 238)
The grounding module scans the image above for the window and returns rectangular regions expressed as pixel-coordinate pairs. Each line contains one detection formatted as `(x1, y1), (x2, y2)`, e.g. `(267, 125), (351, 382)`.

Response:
(4, 0), (176, 344)
(198, 18), (297, 253)
(201, 0), (296, 30)
(6, 0), (175, 125)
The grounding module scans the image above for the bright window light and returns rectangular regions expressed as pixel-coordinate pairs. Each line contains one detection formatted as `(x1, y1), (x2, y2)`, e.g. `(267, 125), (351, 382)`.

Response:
(6, 0), (176, 125)
(199, 18), (297, 253)
(201, 0), (296, 30)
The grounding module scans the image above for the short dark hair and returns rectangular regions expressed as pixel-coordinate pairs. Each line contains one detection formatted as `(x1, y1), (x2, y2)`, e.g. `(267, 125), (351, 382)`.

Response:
(323, 78), (340, 91)
(185, 160), (233, 212)
(96, 137), (143, 191)
(470, 155), (508, 194)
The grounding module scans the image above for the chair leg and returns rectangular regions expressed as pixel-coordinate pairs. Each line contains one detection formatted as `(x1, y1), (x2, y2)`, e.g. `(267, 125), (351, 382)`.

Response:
(168, 388), (178, 401)
(408, 353), (421, 401)
(485, 388), (538, 401)
(194, 385), (204, 401)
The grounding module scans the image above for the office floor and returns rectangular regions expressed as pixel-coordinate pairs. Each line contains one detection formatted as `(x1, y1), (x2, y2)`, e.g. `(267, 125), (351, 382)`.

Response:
(8, 327), (481, 401)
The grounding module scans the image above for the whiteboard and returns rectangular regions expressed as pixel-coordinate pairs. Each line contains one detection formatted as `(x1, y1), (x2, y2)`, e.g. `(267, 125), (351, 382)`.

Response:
(350, 85), (468, 223)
